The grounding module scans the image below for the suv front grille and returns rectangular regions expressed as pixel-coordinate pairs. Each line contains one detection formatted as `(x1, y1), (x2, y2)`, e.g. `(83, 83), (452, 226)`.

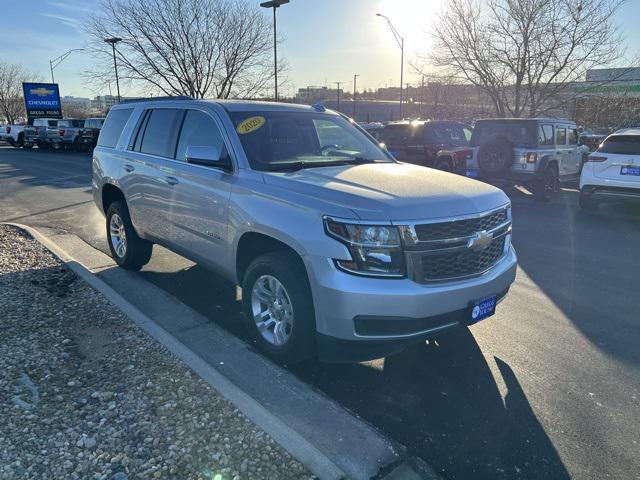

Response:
(417, 236), (506, 282)
(414, 208), (508, 241)
(405, 206), (511, 283)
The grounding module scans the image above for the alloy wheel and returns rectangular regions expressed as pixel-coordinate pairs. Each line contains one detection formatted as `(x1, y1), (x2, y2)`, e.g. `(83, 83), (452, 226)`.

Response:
(250, 275), (294, 347)
(109, 213), (127, 258)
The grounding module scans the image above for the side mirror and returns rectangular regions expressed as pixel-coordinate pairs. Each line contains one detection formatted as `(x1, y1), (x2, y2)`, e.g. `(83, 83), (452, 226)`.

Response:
(185, 145), (230, 170)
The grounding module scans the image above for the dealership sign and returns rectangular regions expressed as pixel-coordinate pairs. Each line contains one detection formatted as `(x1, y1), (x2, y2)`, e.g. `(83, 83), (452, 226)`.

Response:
(22, 82), (62, 119)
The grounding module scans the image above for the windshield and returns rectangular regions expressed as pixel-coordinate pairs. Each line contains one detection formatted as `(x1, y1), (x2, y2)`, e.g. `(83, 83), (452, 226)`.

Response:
(229, 111), (392, 171)
(471, 121), (535, 148)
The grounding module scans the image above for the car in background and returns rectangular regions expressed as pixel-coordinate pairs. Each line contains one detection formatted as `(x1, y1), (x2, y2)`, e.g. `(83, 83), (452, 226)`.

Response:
(579, 131), (607, 152)
(78, 118), (105, 152)
(466, 118), (583, 202)
(57, 118), (86, 150)
(24, 118), (62, 149)
(1, 124), (28, 148)
(358, 122), (385, 139)
(579, 128), (640, 210)
(376, 120), (473, 172)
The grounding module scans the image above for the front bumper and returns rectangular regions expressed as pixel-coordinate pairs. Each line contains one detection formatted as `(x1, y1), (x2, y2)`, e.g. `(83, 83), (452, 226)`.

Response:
(306, 246), (517, 361)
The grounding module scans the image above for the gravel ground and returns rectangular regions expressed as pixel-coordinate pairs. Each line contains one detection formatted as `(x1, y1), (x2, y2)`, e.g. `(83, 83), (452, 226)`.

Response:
(0, 224), (313, 480)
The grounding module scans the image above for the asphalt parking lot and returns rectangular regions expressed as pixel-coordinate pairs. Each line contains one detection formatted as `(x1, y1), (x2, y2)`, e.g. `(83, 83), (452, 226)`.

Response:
(1, 144), (639, 480)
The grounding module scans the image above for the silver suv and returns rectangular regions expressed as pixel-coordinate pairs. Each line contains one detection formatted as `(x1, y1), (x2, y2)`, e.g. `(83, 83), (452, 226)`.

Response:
(467, 118), (585, 202)
(92, 98), (517, 363)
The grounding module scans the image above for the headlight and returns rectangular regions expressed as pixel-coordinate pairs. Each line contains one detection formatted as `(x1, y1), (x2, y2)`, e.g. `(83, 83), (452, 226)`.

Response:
(324, 218), (405, 277)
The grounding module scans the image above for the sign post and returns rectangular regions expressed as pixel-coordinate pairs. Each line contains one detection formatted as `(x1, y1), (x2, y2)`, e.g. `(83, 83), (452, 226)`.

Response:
(22, 82), (62, 121)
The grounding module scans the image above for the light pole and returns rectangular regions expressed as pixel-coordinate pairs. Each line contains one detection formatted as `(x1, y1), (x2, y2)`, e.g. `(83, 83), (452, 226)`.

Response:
(49, 49), (85, 84)
(260, 0), (289, 102)
(334, 81), (343, 112)
(104, 37), (122, 103)
(352, 74), (360, 119)
(376, 13), (404, 119)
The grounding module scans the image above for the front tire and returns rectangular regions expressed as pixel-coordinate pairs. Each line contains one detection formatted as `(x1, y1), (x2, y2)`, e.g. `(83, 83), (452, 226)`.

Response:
(532, 166), (559, 202)
(106, 200), (153, 270)
(242, 251), (316, 364)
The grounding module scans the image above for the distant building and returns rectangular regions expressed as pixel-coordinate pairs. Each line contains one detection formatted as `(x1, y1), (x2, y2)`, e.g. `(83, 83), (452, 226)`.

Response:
(296, 86), (343, 103)
(61, 96), (92, 109)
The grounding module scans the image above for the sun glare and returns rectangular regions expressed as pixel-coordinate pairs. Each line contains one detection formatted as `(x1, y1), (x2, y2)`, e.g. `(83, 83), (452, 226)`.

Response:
(377, 0), (445, 50)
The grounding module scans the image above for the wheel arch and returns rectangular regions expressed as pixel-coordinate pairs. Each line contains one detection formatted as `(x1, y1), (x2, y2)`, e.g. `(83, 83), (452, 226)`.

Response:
(235, 231), (308, 286)
(101, 182), (126, 215)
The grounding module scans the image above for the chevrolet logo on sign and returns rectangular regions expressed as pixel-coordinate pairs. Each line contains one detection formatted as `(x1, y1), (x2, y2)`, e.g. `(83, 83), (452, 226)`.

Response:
(467, 230), (493, 251)
(30, 87), (55, 96)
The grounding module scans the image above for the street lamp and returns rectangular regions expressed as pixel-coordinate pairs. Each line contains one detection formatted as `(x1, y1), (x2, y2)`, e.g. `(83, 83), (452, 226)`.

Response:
(104, 37), (123, 103)
(352, 74), (360, 119)
(49, 49), (85, 84)
(260, 0), (290, 102)
(376, 13), (404, 119)
(334, 81), (345, 112)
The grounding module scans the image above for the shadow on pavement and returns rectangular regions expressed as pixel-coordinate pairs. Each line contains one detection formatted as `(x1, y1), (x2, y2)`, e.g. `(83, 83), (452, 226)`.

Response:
(509, 190), (640, 366)
(291, 328), (569, 480)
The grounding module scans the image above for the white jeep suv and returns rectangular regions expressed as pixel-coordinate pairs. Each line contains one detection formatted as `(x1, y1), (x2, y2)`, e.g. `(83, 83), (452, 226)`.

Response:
(579, 128), (640, 210)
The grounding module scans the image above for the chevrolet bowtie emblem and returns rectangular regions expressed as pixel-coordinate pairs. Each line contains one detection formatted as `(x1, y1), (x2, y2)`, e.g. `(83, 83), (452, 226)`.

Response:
(30, 87), (55, 96)
(467, 230), (493, 251)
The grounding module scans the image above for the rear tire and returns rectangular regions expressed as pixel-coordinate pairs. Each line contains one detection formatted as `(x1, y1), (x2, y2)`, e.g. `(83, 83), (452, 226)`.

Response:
(14, 133), (24, 148)
(532, 166), (559, 202)
(106, 200), (153, 271)
(242, 251), (316, 364)
(435, 158), (453, 172)
(73, 137), (83, 153)
(579, 191), (599, 211)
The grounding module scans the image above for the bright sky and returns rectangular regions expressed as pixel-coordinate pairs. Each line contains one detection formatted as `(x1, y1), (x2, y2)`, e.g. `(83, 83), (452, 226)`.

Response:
(2, 0), (640, 99)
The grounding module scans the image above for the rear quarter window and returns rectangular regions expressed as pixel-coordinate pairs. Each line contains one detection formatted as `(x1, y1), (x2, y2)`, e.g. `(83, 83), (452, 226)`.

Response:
(598, 135), (640, 155)
(97, 109), (134, 148)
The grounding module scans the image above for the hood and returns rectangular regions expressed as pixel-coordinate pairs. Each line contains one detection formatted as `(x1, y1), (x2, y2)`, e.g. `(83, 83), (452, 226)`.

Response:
(262, 162), (509, 221)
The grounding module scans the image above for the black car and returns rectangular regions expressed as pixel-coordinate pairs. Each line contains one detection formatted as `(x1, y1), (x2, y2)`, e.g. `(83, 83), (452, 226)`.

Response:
(79, 118), (105, 153)
(377, 120), (473, 172)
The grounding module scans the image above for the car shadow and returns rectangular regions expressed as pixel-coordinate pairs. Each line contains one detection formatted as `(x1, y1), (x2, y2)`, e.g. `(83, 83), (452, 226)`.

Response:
(290, 328), (569, 480)
(128, 260), (570, 479)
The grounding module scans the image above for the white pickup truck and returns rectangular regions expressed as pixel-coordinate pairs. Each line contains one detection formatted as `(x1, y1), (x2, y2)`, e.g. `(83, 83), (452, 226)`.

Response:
(0, 124), (28, 148)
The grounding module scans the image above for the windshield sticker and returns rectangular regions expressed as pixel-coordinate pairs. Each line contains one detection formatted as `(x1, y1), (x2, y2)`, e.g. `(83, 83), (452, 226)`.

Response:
(237, 116), (265, 135)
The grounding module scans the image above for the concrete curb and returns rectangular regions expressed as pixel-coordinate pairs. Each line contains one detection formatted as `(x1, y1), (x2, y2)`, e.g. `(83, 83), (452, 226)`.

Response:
(6, 223), (439, 480)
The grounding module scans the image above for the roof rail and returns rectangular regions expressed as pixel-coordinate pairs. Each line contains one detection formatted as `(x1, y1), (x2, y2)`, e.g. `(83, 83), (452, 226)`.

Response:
(118, 95), (194, 104)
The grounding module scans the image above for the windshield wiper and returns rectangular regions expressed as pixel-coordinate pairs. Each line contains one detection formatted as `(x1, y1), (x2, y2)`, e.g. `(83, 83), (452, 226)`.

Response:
(263, 158), (392, 172)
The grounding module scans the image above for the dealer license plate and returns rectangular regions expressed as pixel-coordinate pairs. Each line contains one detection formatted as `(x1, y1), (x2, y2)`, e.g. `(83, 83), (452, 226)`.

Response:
(469, 295), (497, 324)
(620, 166), (640, 176)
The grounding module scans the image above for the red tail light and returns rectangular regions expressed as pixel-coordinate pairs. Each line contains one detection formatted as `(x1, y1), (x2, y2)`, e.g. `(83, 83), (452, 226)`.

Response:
(586, 155), (607, 163)
(5, 126), (10, 134)
(453, 149), (473, 161)
(59, 129), (65, 136)
(526, 152), (538, 163)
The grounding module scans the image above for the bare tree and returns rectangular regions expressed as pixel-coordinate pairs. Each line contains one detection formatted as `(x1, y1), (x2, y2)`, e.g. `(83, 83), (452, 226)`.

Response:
(0, 61), (34, 124)
(430, 0), (629, 117)
(85, 0), (278, 99)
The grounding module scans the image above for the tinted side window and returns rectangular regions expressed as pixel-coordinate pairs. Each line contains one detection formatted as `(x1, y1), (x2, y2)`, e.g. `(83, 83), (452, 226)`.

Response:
(139, 109), (183, 158)
(556, 127), (567, 145)
(175, 110), (229, 162)
(539, 124), (554, 146)
(98, 108), (133, 148)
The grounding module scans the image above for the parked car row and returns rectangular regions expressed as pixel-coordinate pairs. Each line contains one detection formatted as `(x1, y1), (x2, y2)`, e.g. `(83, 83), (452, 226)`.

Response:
(0, 117), (104, 152)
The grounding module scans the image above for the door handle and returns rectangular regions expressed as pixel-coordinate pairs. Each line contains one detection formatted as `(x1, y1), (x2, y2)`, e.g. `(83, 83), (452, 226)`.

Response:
(164, 176), (179, 186)
(124, 164), (135, 173)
